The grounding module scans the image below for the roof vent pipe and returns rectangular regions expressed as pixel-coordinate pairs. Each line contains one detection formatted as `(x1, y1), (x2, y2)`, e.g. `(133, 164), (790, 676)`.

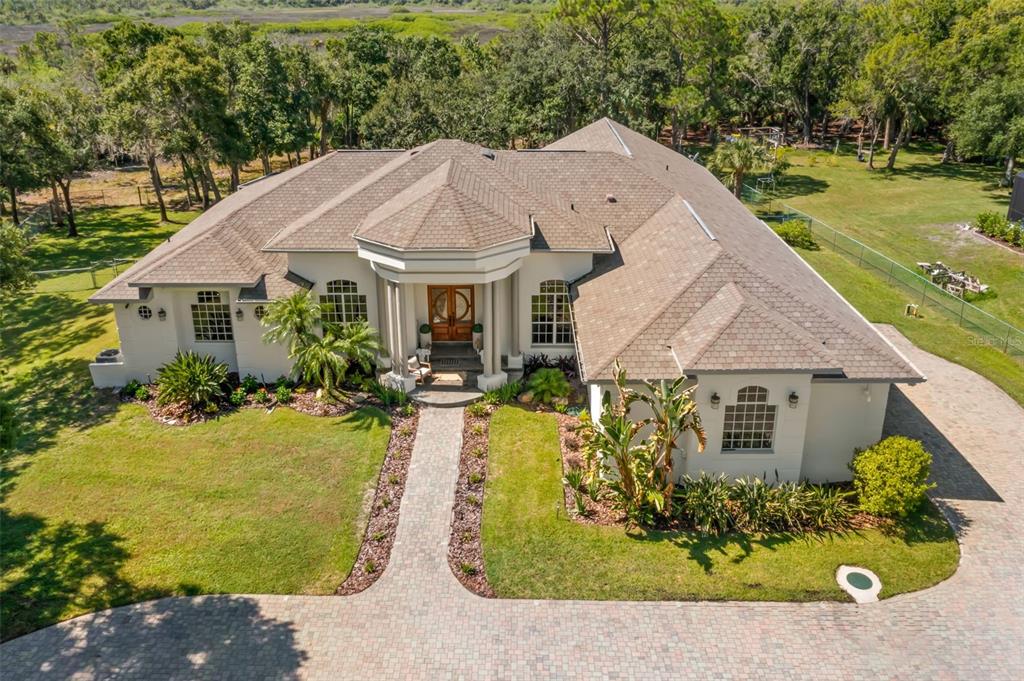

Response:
(481, 149), (496, 160)
(606, 194), (617, 203)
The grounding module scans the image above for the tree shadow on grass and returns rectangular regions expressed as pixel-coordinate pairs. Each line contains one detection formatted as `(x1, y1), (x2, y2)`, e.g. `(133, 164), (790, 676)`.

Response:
(2, 293), (110, 370)
(0, 509), (157, 642)
(1, 511), (307, 678)
(1, 358), (121, 500)
(625, 527), (797, 575)
(773, 173), (830, 199)
(338, 405), (391, 433)
(28, 207), (181, 272)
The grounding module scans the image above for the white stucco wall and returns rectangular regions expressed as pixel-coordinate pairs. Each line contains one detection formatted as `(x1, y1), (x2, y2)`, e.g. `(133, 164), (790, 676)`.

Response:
(516, 252), (593, 358)
(801, 381), (890, 482)
(589, 373), (814, 482)
(234, 305), (291, 382)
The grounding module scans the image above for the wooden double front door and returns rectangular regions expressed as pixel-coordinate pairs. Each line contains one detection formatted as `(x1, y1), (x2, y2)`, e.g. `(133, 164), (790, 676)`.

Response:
(428, 285), (475, 342)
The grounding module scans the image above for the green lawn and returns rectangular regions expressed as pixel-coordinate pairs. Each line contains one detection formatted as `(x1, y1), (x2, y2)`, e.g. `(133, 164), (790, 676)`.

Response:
(482, 407), (959, 602)
(798, 248), (1024, 406)
(1, 206), (391, 640)
(776, 144), (1022, 329)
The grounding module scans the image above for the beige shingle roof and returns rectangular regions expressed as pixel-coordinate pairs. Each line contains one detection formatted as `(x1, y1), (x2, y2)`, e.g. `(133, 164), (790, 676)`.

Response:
(558, 118), (923, 383)
(90, 150), (403, 302)
(265, 140), (611, 252)
(91, 118), (922, 383)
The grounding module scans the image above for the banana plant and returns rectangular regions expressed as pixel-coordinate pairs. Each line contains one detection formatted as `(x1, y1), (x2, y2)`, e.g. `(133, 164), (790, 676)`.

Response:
(636, 375), (706, 517)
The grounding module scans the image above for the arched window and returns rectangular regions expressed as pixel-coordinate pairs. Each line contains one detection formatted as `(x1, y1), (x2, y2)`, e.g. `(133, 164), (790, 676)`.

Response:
(320, 280), (367, 325)
(531, 280), (572, 345)
(191, 290), (234, 342)
(722, 386), (777, 451)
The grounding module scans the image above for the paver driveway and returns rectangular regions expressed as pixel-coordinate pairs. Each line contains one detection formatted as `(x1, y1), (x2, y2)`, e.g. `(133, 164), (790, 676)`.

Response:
(3, 325), (1022, 680)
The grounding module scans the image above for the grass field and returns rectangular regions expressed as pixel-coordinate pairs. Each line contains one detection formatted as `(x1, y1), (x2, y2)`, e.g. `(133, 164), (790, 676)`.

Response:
(776, 144), (1022, 329)
(481, 408), (959, 602)
(1, 206), (391, 640)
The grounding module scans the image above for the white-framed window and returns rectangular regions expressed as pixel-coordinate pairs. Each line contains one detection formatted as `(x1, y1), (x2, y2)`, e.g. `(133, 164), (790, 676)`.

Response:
(722, 386), (777, 451)
(191, 290), (234, 342)
(137, 305), (152, 320)
(253, 304), (267, 321)
(531, 280), (573, 345)
(320, 280), (367, 325)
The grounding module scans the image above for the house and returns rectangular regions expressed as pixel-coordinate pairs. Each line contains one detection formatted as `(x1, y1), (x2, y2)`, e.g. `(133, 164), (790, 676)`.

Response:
(89, 119), (923, 482)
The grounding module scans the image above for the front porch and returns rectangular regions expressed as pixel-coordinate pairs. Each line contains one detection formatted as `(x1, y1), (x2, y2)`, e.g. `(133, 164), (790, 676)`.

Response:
(377, 271), (524, 394)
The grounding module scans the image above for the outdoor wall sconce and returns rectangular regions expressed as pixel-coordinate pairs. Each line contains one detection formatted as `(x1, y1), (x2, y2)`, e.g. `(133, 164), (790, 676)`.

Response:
(709, 392), (720, 408)
(157, 308), (167, 321)
(788, 391), (800, 408)
(235, 308), (244, 321)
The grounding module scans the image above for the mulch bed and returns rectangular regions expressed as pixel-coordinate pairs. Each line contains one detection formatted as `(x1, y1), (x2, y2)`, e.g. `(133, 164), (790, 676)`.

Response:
(288, 389), (367, 418)
(557, 411), (624, 526)
(337, 405), (420, 594)
(447, 405), (496, 597)
(122, 385), (377, 425)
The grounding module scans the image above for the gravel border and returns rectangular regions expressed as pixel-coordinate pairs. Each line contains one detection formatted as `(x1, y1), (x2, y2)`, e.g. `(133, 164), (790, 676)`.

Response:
(337, 405), (420, 595)
(447, 406), (495, 597)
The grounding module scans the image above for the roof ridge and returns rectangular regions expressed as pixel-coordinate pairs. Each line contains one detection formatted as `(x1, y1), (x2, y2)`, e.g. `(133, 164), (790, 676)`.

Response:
(105, 154), (338, 290)
(669, 282), (747, 371)
(589, 250), (725, 379)
(264, 143), (434, 250)
(722, 252), (893, 358)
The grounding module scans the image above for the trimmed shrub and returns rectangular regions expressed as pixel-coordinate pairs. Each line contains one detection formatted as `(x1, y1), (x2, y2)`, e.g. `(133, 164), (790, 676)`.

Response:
(121, 379), (142, 399)
(850, 436), (934, 517)
(156, 351), (229, 411)
(253, 387), (270, 404)
(275, 385), (292, 404)
(133, 385), (151, 401)
(525, 368), (571, 405)
(229, 387), (247, 407)
(771, 219), (819, 250)
(240, 374), (260, 394)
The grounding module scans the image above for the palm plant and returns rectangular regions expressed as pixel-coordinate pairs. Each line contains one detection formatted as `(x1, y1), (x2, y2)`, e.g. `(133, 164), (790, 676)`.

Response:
(707, 136), (778, 199)
(292, 333), (349, 400)
(260, 291), (321, 355)
(329, 320), (383, 377)
(292, 320), (383, 400)
(636, 375), (706, 516)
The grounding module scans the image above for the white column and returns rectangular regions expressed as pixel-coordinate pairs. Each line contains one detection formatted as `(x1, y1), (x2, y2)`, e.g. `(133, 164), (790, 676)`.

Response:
(383, 280), (415, 393)
(393, 282), (408, 378)
(477, 279), (508, 391)
(482, 281), (494, 373)
(376, 276), (390, 359)
(508, 270), (522, 369)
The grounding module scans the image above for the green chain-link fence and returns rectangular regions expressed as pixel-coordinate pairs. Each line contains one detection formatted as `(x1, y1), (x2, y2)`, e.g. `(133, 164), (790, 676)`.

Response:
(744, 184), (1024, 361)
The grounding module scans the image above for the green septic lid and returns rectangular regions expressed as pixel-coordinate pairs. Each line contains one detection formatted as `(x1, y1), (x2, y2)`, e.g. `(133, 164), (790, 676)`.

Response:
(845, 571), (874, 590)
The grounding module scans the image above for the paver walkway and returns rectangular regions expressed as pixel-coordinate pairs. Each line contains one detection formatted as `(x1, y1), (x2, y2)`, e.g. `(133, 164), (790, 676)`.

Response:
(3, 326), (1023, 680)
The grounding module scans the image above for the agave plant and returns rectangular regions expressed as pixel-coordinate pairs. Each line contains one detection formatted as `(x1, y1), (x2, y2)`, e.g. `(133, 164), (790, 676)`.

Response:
(156, 351), (229, 411)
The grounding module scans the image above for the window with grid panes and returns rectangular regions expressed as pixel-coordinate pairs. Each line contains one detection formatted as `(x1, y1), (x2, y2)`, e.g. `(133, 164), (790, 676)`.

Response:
(722, 386), (777, 451)
(531, 280), (573, 345)
(191, 291), (234, 342)
(319, 280), (367, 324)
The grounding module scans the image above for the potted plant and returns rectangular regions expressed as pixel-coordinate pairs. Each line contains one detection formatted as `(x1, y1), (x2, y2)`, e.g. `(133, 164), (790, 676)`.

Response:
(418, 322), (432, 348)
(472, 323), (483, 350)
